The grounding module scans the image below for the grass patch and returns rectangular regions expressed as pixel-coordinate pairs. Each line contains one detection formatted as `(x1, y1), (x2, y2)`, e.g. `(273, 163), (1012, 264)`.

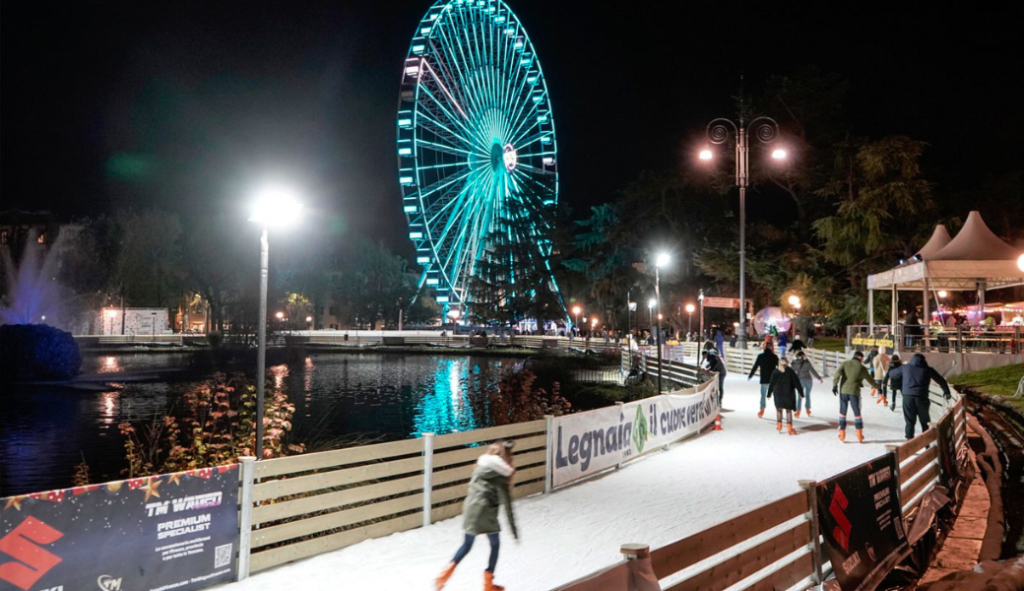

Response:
(813, 337), (847, 353)
(950, 363), (1024, 411)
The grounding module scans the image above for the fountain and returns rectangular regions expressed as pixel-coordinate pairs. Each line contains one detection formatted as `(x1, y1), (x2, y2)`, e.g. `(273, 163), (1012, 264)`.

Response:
(1, 233), (82, 383)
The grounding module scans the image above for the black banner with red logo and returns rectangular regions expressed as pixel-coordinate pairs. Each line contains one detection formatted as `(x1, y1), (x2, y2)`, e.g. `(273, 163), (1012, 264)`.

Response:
(0, 465), (238, 591)
(816, 453), (907, 591)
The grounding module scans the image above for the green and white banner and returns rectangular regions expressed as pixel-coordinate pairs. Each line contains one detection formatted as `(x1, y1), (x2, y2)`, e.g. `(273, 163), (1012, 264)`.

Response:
(549, 378), (720, 489)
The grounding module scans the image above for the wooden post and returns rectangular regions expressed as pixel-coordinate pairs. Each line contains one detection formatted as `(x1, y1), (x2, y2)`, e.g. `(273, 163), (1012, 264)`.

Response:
(422, 432), (434, 528)
(620, 543), (649, 560)
(544, 415), (554, 494)
(236, 456), (256, 581)
(798, 480), (824, 585)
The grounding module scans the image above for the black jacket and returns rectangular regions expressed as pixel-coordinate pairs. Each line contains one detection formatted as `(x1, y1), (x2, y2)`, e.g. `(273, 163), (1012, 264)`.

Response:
(889, 354), (950, 398)
(703, 353), (727, 376)
(883, 360), (903, 391)
(767, 367), (804, 410)
(748, 350), (779, 384)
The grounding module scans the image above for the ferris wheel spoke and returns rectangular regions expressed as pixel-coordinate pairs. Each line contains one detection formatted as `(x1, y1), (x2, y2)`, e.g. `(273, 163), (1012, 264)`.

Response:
(416, 95), (484, 151)
(430, 28), (482, 123)
(416, 166), (475, 203)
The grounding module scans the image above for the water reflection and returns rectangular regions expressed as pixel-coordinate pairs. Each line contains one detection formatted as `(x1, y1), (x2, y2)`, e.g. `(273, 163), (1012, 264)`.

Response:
(1, 352), (520, 496)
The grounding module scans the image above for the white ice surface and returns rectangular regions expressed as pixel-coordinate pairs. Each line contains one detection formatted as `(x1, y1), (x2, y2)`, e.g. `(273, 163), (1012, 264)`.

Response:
(223, 374), (919, 591)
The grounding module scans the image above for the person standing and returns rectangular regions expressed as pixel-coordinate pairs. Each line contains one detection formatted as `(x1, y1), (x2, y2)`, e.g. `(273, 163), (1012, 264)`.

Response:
(882, 354), (903, 412)
(872, 348), (891, 406)
(435, 440), (519, 591)
(703, 349), (727, 408)
(790, 334), (806, 355)
(778, 331), (789, 358)
(715, 329), (725, 358)
(806, 323), (816, 348)
(886, 353), (951, 440)
(791, 350), (823, 417)
(832, 351), (875, 443)
(767, 357), (804, 435)
(748, 343), (780, 418)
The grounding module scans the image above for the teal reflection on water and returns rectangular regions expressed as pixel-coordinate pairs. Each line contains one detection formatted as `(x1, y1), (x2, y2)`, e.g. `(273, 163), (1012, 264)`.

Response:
(412, 358), (480, 437)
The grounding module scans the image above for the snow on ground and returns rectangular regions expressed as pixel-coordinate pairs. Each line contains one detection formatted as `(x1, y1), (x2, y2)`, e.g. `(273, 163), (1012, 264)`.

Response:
(224, 373), (921, 591)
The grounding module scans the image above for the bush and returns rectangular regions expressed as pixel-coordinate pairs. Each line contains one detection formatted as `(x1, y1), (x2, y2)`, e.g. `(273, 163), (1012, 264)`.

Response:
(0, 323), (82, 382)
(488, 368), (573, 425)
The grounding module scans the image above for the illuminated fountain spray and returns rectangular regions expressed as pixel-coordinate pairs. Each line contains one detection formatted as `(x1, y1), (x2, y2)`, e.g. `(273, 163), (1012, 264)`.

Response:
(1, 232), (64, 325)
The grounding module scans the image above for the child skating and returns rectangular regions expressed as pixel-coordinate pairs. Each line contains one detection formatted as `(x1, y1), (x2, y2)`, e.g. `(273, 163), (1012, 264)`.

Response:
(435, 440), (519, 591)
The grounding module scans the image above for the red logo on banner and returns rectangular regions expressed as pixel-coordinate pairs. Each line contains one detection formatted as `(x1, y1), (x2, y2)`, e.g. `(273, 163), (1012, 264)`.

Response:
(829, 484), (852, 552)
(0, 516), (64, 590)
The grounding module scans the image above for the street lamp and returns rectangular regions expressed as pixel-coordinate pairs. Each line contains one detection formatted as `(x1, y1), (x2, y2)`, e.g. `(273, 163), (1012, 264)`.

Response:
(1017, 253), (1024, 272)
(275, 311), (285, 320)
(249, 185), (302, 461)
(572, 306), (581, 334)
(654, 252), (670, 393)
(788, 295), (801, 307)
(685, 303), (695, 334)
(701, 115), (783, 348)
(937, 290), (947, 299)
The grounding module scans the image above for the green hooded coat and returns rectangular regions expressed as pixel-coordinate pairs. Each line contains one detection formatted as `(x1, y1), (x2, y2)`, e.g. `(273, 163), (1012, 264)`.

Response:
(462, 454), (519, 538)
(833, 358), (875, 396)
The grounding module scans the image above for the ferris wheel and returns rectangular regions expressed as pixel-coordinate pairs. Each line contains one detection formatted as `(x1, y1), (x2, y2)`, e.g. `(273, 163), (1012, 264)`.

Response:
(397, 0), (559, 312)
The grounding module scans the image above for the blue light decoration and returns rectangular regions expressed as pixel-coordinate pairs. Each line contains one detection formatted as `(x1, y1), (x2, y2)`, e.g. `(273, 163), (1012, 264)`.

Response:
(397, 0), (559, 310)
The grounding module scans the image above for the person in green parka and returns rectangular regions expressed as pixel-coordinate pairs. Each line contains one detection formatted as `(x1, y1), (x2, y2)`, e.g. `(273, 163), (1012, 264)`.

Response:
(435, 440), (519, 591)
(832, 351), (876, 443)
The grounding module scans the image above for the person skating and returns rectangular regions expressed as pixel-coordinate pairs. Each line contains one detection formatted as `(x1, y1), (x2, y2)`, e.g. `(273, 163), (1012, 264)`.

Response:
(435, 440), (519, 591)
(871, 348), (891, 406)
(882, 354), (903, 412)
(791, 350), (823, 417)
(778, 331), (789, 358)
(703, 349), (727, 408)
(832, 351), (875, 443)
(886, 354), (951, 440)
(747, 343), (780, 418)
(767, 357), (804, 434)
(789, 334), (806, 356)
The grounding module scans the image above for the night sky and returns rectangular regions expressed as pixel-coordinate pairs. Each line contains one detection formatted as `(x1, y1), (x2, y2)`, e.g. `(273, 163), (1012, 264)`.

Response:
(3, 2), (1022, 255)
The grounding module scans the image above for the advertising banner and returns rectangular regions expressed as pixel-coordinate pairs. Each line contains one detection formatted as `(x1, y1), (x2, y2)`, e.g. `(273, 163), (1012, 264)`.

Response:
(935, 410), (960, 494)
(550, 379), (719, 488)
(848, 332), (896, 355)
(0, 465), (239, 591)
(816, 453), (907, 591)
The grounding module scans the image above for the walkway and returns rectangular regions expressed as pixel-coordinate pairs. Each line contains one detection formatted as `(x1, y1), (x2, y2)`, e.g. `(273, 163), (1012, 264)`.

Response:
(225, 374), (919, 591)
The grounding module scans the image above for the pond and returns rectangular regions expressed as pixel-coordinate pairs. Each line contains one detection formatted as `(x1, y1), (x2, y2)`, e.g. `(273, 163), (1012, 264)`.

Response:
(0, 351), (524, 497)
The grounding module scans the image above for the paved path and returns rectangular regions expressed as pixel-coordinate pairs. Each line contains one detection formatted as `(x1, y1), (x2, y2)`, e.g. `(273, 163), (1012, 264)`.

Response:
(225, 374), (923, 591)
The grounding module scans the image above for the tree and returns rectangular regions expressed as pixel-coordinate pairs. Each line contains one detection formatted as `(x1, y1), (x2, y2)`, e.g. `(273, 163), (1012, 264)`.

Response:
(111, 210), (187, 308)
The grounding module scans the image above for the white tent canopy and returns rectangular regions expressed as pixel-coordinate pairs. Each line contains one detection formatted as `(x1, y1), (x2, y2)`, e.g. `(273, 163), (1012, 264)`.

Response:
(865, 211), (1024, 332)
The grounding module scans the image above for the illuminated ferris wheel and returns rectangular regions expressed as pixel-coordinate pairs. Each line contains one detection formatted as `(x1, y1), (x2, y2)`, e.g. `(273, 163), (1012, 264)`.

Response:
(397, 0), (559, 311)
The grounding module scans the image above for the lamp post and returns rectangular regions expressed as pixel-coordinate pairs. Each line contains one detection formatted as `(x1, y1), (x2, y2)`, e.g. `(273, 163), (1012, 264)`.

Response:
(698, 289), (705, 340)
(700, 115), (784, 349)
(572, 306), (581, 336)
(685, 303), (695, 335)
(654, 252), (670, 394)
(249, 186), (302, 461)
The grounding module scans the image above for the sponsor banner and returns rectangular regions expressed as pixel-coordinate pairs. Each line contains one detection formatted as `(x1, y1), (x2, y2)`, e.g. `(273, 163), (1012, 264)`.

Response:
(551, 379), (719, 488)
(816, 453), (907, 591)
(848, 332), (895, 355)
(935, 410), (960, 495)
(1, 465), (238, 591)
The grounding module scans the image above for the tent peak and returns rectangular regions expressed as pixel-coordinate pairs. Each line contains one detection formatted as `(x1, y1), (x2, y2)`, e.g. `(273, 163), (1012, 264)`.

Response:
(916, 224), (952, 260)
(930, 211), (1020, 261)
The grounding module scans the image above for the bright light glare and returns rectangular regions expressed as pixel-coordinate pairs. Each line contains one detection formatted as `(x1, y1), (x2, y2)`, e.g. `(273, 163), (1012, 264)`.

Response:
(937, 290), (948, 299)
(787, 295), (801, 306)
(772, 148), (787, 160)
(648, 299), (656, 308)
(306, 316), (313, 322)
(685, 304), (695, 313)
(699, 149), (713, 161)
(1018, 253), (1024, 272)
(105, 309), (118, 318)
(448, 309), (461, 319)
(275, 311), (285, 319)
(250, 186), (303, 226)
(655, 252), (670, 268)
(572, 306), (581, 315)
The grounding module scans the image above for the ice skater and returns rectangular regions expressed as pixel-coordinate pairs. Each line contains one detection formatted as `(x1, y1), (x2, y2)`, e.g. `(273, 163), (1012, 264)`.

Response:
(871, 348), (891, 406)
(882, 354), (903, 412)
(702, 348), (727, 408)
(748, 342), (779, 418)
(791, 350), (823, 417)
(435, 440), (519, 591)
(832, 351), (875, 442)
(885, 353), (951, 440)
(767, 357), (804, 435)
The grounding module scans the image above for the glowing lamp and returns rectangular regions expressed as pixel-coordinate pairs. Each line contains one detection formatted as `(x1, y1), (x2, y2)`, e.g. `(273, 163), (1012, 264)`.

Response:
(275, 311), (285, 319)
(787, 295), (801, 306)
(572, 306), (581, 315)
(699, 149), (713, 161)
(306, 316), (313, 322)
(249, 186), (303, 227)
(448, 309), (461, 320)
(105, 309), (118, 318)
(771, 148), (787, 160)
(655, 252), (670, 268)
(937, 290), (948, 299)
(685, 304), (695, 314)
(648, 299), (656, 308)
(1018, 253), (1024, 272)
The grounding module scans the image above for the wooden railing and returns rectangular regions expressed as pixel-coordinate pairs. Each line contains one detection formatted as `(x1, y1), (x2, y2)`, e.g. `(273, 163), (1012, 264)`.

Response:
(242, 420), (547, 574)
